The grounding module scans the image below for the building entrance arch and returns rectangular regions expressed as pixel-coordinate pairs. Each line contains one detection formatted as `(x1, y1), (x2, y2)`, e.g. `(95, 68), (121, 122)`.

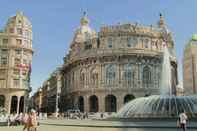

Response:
(105, 95), (117, 112)
(19, 96), (24, 113)
(10, 96), (18, 113)
(89, 95), (98, 112)
(124, 94), (135, 104)
(78, 96), (84, 112)
(0, 95), (5, 108)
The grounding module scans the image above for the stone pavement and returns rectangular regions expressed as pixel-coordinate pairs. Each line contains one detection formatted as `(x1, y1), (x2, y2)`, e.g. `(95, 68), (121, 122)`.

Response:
(0, 125), (197, 131)
(1, 119), (197, 131)
(39, 118), (197, 128)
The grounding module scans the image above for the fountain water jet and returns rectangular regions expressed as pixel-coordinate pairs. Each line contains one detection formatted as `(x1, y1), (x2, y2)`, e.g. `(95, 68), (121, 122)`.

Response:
(161, 44), (172, 95)
(116, 42), (197, 118)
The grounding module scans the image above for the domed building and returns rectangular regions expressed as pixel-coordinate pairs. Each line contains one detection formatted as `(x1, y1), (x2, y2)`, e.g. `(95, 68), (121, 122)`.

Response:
(0, 12), (33, 114)
(62, 13), (178, 113)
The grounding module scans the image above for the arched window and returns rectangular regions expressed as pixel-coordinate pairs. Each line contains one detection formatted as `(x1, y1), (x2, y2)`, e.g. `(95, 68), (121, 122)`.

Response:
(106, 65), (116, 85)
(108, 38), (113, 48)
(123, 64), (133, 86)
(144, 38), (149, 48)
(127, 37), (132, 47)
(84, 32), (92, 50)
(84, 32), (91, 40)
(127, 37), (137, 47)
(124, 94), (135, 104)
(143, 66), (152, 88)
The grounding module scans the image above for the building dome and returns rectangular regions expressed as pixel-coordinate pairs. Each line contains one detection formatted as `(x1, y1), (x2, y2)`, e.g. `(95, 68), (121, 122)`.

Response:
(185, 34), (197, 49)
(74, 12), (96, 43)
(6, 11), (32, 29)
(192, 34), (197, 41)
(80, 12), (89, 26)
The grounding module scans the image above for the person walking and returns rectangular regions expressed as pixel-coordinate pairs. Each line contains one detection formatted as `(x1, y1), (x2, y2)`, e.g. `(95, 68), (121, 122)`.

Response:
(22, 113), (29, 131)
(179, 110), (188, 131)
(27, 109), (38, 131)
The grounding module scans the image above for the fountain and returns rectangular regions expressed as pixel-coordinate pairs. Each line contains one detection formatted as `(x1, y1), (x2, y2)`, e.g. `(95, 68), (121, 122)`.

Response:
(116, 44), (197, 118)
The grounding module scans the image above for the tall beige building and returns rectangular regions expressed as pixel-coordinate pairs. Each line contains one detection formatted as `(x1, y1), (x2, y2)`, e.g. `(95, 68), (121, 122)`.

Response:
(0, 12), (33, 114)
(183, 34), (197, 95)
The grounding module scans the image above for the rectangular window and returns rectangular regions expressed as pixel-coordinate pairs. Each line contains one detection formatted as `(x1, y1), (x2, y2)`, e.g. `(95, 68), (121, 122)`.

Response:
(14, 58), (21, 66)
(23, 59), (27, 65)
(9, 28), (14, 33)
(2, 39), (8, 45)
(0, 79), (6, 88)
(16, 39), (22, 45)
(1, 49), (8, 55)
(23, 79), (28, 87)
(13, 79), (20, 87)
(127, 38), (132, 47)
(108, 38), (113, 48)
(25, 30), (30, 37)
(17, 28), (23, 35)
(0, 69), (6, 75)
(1, 58), (7, 65)
(22, 70), (27, 76)
(24, 40), (28, 45)
(23, 50), (28, 56)
(15, 49), (21, 55)
(145, 39), (149, 48)
(13, 69), (20, 75)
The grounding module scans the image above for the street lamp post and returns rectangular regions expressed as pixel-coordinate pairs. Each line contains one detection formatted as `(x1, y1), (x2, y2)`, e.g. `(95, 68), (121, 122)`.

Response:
(55, 73), (61, 117)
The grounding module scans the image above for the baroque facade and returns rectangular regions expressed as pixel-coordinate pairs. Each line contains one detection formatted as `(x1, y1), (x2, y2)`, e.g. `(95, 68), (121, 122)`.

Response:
(61, 13), (178, 113)
(0, 12), (33, 114)
(183, 34), (197, 95)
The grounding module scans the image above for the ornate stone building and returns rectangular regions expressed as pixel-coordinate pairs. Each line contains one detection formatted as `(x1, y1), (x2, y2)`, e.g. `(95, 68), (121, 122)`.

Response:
(32, 67), (63, 114)
(183, 34), (197, 95)
(62, 13), (178, 113)
(0, 12), (33, 114)
(31, 87), (42, 113)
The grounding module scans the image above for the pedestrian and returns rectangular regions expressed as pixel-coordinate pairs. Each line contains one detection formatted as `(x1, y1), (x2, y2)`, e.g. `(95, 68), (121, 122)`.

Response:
(179, 110), (188, 131)
(27, 109), (38, 131)
(22, 113), (29, 131)
(7, 114), (10, 127)
(100, 113), (104, 119)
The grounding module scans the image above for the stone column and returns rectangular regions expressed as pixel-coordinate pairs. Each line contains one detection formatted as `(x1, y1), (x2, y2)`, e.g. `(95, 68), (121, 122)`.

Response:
(17, 96), (20, 114)
(117, 95), (123, 111)
(98, 95), (105, 112)
(23, 95), (27, 113)
(6, 95), (11, 114)
(84, 95), (89, 112)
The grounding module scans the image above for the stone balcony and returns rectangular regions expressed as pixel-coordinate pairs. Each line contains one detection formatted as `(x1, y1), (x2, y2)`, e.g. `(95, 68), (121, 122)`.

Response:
(0, 44), (33, 52)
(65, 48), (163, 65)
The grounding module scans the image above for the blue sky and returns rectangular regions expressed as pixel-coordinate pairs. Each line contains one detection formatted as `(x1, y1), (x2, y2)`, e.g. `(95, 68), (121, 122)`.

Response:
(0, 0), (197, 93)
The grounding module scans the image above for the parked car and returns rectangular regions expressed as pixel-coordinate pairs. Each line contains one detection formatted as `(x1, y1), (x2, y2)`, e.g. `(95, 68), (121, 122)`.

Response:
(64, 109), (81, 119)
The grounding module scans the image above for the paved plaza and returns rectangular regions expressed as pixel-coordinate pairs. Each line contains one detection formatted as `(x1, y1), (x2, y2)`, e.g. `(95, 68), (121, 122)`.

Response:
(0, 125), (197, 131)
(1, 119), (197, 131)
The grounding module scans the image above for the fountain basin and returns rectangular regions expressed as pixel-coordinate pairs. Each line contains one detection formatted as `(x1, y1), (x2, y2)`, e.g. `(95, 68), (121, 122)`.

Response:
(116, 95), (197, 118)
